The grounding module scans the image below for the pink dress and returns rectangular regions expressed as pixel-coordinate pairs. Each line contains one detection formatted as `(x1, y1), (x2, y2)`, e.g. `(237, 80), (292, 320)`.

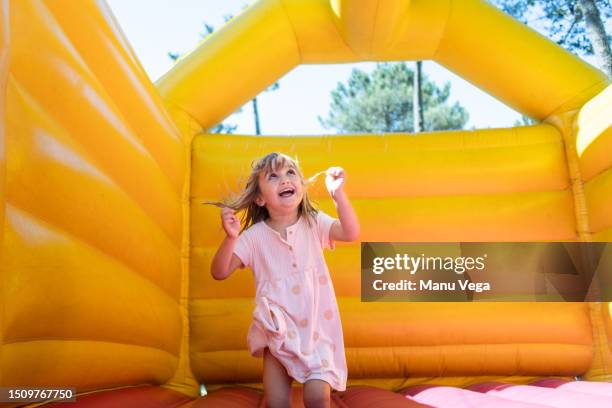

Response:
(233, 210), (347, 392)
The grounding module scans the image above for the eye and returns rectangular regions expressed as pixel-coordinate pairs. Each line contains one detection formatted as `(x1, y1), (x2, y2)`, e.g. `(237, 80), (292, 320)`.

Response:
(287, 169), (296, 175)
(268, 173), (277, 180)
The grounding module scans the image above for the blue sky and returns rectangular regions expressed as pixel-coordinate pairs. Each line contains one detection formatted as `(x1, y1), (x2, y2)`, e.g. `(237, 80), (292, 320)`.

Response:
(106, 0), (600, 135)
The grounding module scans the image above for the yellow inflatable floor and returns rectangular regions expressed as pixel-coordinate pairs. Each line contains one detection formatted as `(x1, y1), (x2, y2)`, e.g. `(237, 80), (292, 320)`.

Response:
(1, 0), (611, 407)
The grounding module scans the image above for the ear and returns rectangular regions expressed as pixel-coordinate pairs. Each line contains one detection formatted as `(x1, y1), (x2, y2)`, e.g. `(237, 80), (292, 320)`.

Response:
(255, 194), (265, 207)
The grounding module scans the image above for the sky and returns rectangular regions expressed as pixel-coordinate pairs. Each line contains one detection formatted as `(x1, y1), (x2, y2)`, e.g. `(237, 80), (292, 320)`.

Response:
(106, 0), (602, 135)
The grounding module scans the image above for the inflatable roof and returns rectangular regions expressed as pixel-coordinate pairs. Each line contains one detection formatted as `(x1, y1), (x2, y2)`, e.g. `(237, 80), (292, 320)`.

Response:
(1, 0), (611, 407)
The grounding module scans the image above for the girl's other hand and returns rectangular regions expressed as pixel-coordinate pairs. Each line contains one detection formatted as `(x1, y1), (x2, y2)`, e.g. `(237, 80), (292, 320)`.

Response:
(221, 207), (240, 238)
(325, 166), (345, 197)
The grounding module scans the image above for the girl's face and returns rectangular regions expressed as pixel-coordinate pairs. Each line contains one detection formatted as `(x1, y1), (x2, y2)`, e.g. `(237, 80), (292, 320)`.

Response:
(255, 164), (304, 215)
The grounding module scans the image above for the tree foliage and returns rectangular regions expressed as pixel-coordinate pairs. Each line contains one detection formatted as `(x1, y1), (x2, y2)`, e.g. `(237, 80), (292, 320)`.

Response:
(490, 0), (611, 55)
(319, 63), (469, 133)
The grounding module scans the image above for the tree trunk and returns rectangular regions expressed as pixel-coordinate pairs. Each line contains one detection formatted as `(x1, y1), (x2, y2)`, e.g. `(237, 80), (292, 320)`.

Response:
(252, 97), (261, 135)
(413, 61), (424, 133)
(577, 0), (612, 78)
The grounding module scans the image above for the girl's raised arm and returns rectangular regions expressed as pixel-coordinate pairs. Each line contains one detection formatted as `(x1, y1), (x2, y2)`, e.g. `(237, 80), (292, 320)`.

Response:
(326, 167), (360, 242)
(211, 237), (244, 280)
(211, 208), (244, 280)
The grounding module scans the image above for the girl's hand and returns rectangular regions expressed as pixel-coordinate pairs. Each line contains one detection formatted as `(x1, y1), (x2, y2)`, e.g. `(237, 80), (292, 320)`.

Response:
(325, 166), (345, 197)
(221, 207), (240, 239)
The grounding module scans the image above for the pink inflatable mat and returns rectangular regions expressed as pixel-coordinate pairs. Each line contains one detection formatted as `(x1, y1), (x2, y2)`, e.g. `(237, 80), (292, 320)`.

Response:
(399, 378), (612, 407)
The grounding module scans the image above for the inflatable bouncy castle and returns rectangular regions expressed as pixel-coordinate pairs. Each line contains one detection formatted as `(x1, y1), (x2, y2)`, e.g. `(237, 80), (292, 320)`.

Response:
(1, 0), (611, 407)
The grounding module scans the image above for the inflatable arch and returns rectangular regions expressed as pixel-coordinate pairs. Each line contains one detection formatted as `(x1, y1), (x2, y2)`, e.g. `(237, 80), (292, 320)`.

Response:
(1, 0), (611, 406)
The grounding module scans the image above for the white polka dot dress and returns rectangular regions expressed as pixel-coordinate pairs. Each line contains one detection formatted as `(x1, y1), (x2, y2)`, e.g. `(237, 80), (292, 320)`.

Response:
(233, 210), (347, 392)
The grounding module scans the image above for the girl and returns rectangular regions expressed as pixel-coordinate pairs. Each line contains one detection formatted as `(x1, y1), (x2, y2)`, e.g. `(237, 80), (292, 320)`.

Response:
(210, 152), (360, 408)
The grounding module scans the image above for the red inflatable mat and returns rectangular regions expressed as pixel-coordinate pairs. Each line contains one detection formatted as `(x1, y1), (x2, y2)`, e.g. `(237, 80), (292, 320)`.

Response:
(192, 385), (429, 407)
(40, 385), (195, 408)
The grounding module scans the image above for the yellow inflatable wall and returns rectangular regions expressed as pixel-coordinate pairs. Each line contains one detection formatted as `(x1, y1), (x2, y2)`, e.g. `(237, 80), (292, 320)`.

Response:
(0, 0), (611, 406)
(1, 0), (196, 402)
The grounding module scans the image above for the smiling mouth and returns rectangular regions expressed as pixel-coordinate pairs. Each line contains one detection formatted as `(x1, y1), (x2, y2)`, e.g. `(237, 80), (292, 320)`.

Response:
(279, 188), (295, 197)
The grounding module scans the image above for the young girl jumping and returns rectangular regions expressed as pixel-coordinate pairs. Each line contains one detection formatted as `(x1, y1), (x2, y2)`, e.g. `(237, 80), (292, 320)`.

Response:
(210, 152), (360, 408)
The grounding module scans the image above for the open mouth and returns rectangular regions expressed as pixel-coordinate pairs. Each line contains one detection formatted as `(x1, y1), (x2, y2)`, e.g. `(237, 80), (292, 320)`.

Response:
(278, 187), (295, 197)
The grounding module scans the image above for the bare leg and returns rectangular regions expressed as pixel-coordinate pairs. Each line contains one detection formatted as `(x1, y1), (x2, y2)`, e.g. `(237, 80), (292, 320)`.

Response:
(303, 379), (331, 408)
(263, 347), (293, 408)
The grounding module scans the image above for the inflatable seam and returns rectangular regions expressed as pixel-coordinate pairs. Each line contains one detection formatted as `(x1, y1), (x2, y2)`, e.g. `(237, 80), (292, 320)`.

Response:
(432, 0), (454, 61)
(368, 0), (382, 56)
(547, 79), (611, 118)
(584, 162), (612, 185)
(193, 343), (593, 353)
(278, 0), (303, 64)
(2, 338), (180, 357)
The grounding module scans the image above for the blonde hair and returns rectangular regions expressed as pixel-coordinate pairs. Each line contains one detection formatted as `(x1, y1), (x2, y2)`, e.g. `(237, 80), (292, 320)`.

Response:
(205, 152), (319, 233)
